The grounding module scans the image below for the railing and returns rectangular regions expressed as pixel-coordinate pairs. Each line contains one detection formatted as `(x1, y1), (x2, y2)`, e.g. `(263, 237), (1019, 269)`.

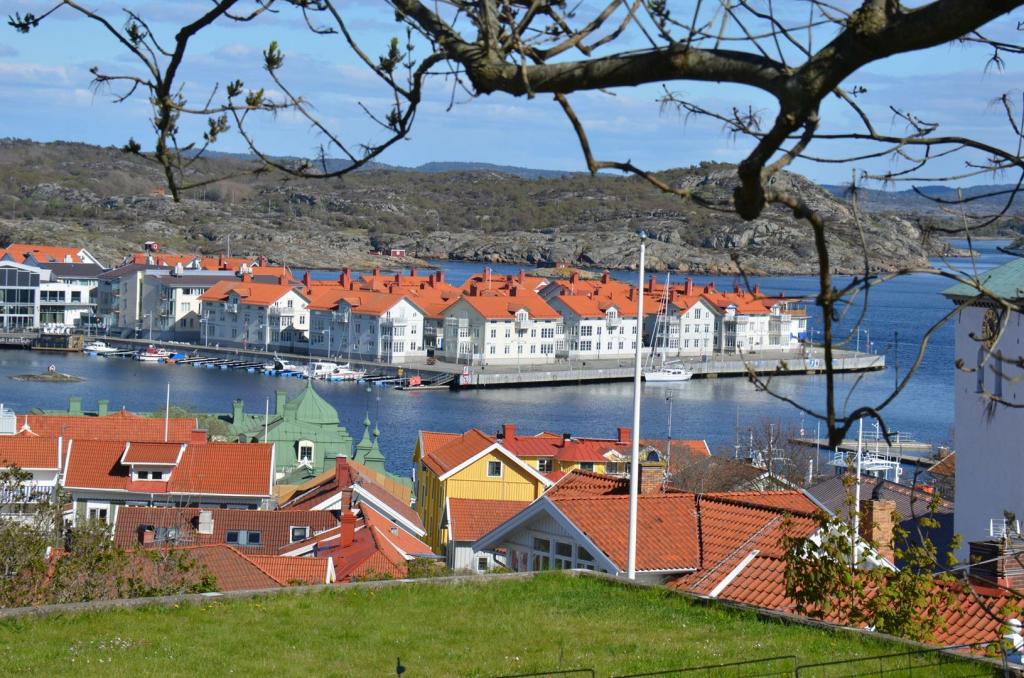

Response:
(225, 303), (238, 314)
(990, 518), (1021, 538)
(607, 315), (622, 328)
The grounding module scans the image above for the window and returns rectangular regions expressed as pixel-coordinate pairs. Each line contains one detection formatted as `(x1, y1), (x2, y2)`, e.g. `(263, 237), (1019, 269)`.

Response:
(137, 471), (149, 480)
(152, 471), (163, 480)
(541, 327), (554, 338)
(477, 557), (489, 572)
(290, 526), (310, 543)
(490, 328), (496, 338)
(87, 507), (109, 522)
(486, 460), (502, 477)
(226, 530), (262, 546)
(580, 325), (593, 336)
(489, 345), (496, 355)
(298, 443), (314, 463)
(579, 462), (595, 472)
(537, 458), (553, 473)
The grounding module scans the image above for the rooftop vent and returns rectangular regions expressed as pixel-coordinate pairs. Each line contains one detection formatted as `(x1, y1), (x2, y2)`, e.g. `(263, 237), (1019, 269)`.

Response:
(197, 510), (214, 535)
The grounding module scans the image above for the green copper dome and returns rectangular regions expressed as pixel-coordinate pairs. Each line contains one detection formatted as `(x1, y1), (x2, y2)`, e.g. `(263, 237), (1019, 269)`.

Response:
(284, 381), (340, 425)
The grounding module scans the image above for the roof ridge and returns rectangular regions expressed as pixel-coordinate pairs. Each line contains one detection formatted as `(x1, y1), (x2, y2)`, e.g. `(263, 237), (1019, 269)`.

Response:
(700, 493), (818, 518)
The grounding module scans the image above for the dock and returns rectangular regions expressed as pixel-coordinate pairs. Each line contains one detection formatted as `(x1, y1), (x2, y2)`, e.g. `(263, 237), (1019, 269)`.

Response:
(76, 337), (884, 392)
(790, 434), (935, 466)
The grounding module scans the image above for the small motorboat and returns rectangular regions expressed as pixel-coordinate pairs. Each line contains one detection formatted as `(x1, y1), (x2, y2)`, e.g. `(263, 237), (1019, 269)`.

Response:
(270, 355), (305, 373)
(135, 345), (171, 362)
(306, 360), (341, 380)
(323, 366), (367, 382)
(83, 341), (118, 355)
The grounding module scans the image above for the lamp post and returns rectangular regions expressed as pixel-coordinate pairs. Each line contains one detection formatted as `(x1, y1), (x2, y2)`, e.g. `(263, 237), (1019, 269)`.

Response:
(143, 313), (152, 341)
(627, 231), (647, 581)
(665, 391), (675, 473)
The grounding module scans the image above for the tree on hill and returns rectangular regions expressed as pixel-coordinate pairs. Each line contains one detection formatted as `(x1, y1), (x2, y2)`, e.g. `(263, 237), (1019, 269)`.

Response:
(8, 2), (1024, 444)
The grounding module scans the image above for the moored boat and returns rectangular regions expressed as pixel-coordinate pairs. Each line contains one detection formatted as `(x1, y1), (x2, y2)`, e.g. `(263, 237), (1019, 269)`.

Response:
(135, 345), (171, 362)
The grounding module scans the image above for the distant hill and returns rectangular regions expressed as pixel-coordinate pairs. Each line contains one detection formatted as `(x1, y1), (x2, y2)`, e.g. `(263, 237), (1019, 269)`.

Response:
(822, 183), (1024, 220)
(0, 138), (961, 275)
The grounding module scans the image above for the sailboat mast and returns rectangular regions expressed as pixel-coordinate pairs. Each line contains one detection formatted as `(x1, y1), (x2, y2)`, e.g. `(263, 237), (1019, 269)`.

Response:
(627, 232), (647, 580)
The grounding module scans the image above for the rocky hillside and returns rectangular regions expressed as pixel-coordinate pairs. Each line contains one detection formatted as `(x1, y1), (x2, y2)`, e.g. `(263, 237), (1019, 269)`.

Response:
(0, 138), (951, 274)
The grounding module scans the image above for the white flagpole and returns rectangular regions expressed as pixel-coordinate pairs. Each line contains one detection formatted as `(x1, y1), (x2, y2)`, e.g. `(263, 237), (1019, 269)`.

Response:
(627, 232), (647, 580)
(164, 382), (170, 442)
(852, 417), (864, 562)
(264, 398), (270, 442)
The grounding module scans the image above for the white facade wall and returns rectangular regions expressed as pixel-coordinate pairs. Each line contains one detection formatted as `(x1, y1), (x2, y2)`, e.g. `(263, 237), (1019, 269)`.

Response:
(38, 278), (97, 327)
(448, 541), (508, 572)
(953, 303), (1024, 558)
(560, 312), (637, 360)
(437, 299), (564, 365)
(310, 298), (426, 363)
(647, 300), (720, 358)
(202, 289), (309, 350)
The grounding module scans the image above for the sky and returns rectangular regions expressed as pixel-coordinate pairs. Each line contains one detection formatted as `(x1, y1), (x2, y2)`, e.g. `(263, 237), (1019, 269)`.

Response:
(0, 1), (1021, 185)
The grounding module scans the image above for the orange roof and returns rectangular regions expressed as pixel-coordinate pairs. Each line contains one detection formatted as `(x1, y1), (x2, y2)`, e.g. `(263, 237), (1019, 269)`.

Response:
(461, 269), (548, 293)
(121, 442), (183, 465)
(21, 412), (199, 443)
(64, 440), (273, 498)
(0, 243), (86, 264)
(553, 494), (700, 572)
(0, 437), (60, 469)
(246, 555), (332, 585)
(419, 429), (496, 475)
(355, 478), (423, 532)
(551, 293), (639, 319)
(344, 291), (410, 317)
(419, 431), (462, 458)
(448, 498), (530, 542)
(305, 286), (359, 312)
(929, 452), (955, 478)
(199, 279), (303, 307)
(545, 470), (630, 498)
(458, 291), (560, 320)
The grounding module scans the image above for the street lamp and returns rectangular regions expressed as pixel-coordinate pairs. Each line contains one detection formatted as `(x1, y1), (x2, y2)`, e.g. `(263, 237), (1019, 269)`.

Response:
(143, 313), (152, 341)
(665, 391), (676, 472)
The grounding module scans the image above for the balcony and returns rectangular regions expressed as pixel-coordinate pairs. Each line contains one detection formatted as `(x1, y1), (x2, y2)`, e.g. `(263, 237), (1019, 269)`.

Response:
(606, 315), (622, 328)
(515, 316), (533, 331)
(269, 307), (295, 318)
(225, 303), (238, 314)
(331, 310), (349, 323)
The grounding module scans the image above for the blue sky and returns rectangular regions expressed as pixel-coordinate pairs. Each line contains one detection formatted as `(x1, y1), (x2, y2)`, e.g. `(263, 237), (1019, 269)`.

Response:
(0, 1), (1020, 185)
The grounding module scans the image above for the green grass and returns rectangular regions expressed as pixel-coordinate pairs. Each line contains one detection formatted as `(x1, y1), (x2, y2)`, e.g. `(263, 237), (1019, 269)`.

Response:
(0, 574), (995, 677)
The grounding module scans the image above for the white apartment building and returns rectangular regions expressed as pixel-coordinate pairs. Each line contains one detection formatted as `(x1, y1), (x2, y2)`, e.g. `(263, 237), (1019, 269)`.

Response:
(718, 301), (807, 353)
(200, 278), (310, 351)
(310, 292), (427, 363)
(37, 263), (105, 329)
(645, 295), (721, 358)
(943, 259), (1024, 559)
(547, 294), (639, 361)
(0, 260), (46, 330)
(437, 289), (564, 366)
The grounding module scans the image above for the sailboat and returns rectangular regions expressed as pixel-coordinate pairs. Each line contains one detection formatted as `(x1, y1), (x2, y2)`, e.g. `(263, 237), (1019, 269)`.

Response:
(643, 273), (693, 382)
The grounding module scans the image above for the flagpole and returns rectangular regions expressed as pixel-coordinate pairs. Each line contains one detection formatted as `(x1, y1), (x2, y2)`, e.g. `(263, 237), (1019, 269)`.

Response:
(627, 231), (647, 580)
(164, 382), (170, 443)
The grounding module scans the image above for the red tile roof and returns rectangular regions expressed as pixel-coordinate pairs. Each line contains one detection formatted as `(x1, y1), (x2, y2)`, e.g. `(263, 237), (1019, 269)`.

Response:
(113, 506), (338, 553)
(199, 279), (303, 306)
(457, 291), (560, 320)
(64, 441), (273, 498)
(929, 452), (955, 478)
(246, 555), (332, 585)
(545, 470), (630, 498)
(419, 429), (496, 475)
(0, 437), (61, 469)
(178, 545), (284, 591)
(361, 503), (432, 556)
(552, 494), (701, 572)
(121, 442), (184, 465)
(21, 413), (199, 443)
(355, 479), (424, 532)
(448, 498), (530, 542)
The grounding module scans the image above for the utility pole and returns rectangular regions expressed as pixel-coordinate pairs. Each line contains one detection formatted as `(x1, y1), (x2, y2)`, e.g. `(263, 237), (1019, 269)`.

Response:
(627, 231), (647, 581)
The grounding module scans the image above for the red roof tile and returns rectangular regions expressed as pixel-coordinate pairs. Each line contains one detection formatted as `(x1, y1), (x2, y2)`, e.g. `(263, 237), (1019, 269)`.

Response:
(121, 442), (184, 465)
(361, 503), (432, 556)
(113, 506), (338, 553)
(355, 479), (424, 532)
(420, 429), (496, 475)
(246, 555), (332, 585)
(64, 441), (273, 498)
(1, 243), (87, 263)
(552, 494), (700, 572)
(21, 413), (199, 443)
(448, 498), (530, 542)
(0, 437), (60, 469)
(180, 545), (284, 591)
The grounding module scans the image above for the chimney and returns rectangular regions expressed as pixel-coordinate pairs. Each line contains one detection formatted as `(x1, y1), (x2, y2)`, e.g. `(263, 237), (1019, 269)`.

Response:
(139, 527), (155, 545)
(218, 253), (226, 269)
(303, 271), (312, 288)
(409, 267), (417, 277)
(275, 390), (286, 415)
(969, 538), (1024, 589)
(561, 432), (572, 448)
(335, 455), (352, 488)
(373, 266), (381, 276)
(394, 272), (401, 283)
(259, 255), (268, 267)
(341, 511), (356, 548)
(509, 285), (519, 297)
(68, 397), (82, 416)
(859, 498), (897, 562)
(639, 451), (667, 494)
(97, 399), (109, 417)
(231, 399), (244, 424)
(469, 283), (479, 297)
(617, 427), (631, 444)
(647, 276), (655, 293)
(197, 510), (214, 535)
(753, 284), (762, 297)
(501, 424), (516, 441)
(734, 283), (742, 294)
(436, 270), (444, 284)
(684, 278), (694, 296)
(518, 270), (526, 284)
(570, 271), (579, 285)
(241, 272), (251, 283)
(601, 270), (610, 284)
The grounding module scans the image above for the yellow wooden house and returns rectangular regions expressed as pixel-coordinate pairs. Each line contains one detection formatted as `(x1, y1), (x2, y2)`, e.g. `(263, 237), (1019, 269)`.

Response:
(413, 429), (552, 553)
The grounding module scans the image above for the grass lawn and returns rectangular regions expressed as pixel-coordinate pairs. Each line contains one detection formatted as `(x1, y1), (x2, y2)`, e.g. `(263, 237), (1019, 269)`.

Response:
(0, 574), (997, 677)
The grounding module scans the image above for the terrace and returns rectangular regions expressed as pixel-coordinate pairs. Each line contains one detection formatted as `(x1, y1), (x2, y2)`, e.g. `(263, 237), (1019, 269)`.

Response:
(0, 573), (1002, 677)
